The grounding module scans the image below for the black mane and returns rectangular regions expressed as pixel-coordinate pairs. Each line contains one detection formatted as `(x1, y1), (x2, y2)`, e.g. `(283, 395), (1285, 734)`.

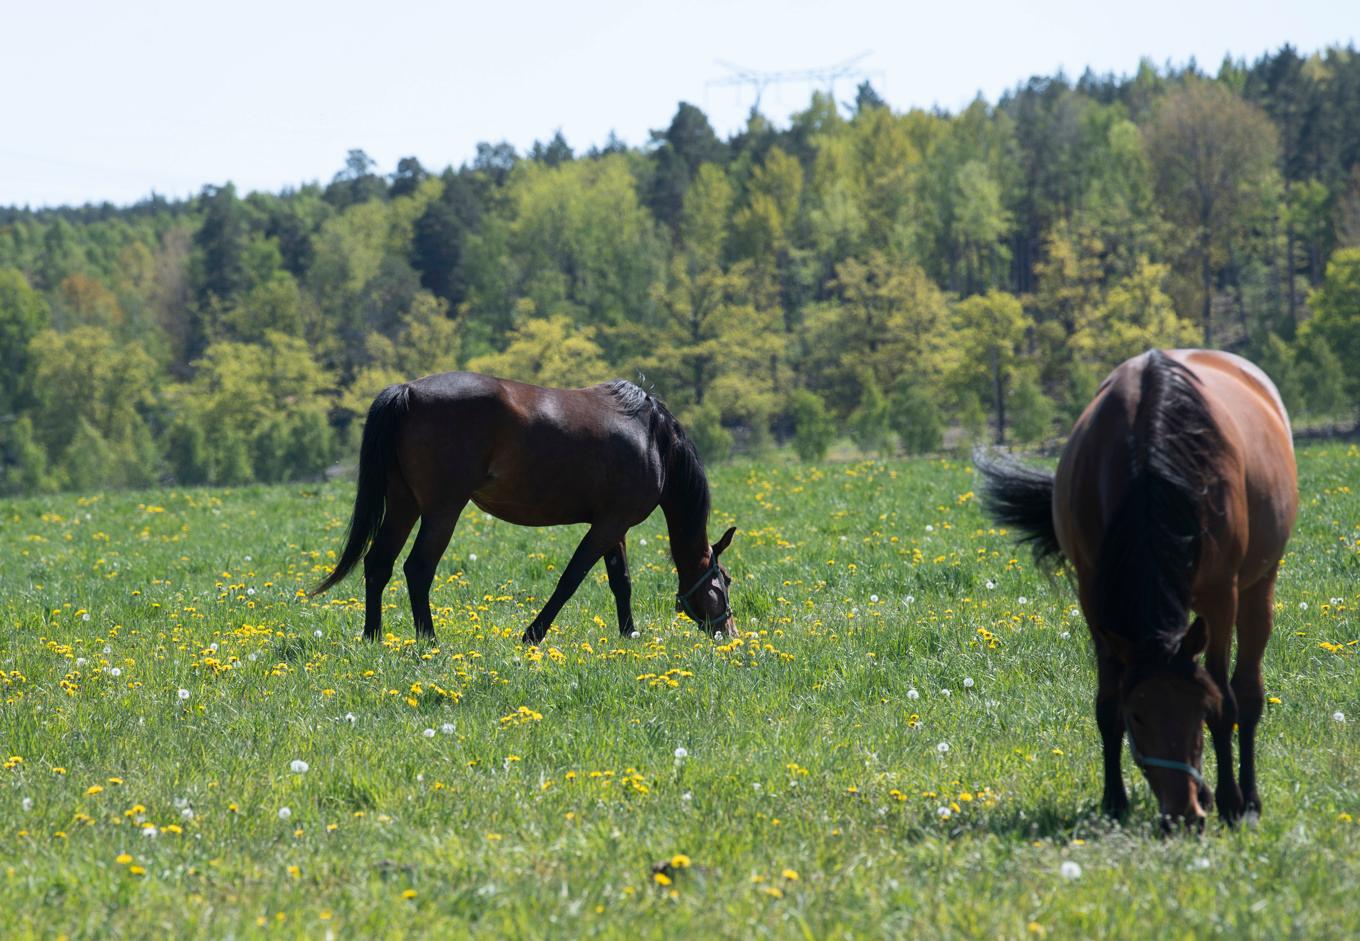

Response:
(606, 380), (711, 547)
(1093, 351), (1223, 662)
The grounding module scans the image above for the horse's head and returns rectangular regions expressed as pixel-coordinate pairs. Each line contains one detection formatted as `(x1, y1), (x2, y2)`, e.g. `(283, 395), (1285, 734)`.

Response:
(1118, 618), (1221, 831)
(676, 526), (736, 637)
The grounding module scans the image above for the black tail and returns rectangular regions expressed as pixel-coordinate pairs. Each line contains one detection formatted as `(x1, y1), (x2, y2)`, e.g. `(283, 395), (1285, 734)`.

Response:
(1093, 351), (1221, 655)
(973, 448), (1062, 571)
(311, 383), (411, 596)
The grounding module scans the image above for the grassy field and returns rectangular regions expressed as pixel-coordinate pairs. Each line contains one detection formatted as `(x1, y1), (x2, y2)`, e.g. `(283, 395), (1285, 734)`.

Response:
(3, 445), (1359, 939)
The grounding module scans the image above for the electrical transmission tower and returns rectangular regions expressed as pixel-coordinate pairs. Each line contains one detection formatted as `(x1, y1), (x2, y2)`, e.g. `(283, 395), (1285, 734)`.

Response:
(707, 51), (881, 111)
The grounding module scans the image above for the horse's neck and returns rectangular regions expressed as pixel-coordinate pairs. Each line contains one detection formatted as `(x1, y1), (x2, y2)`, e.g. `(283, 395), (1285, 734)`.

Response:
(660, 499), (709, 580)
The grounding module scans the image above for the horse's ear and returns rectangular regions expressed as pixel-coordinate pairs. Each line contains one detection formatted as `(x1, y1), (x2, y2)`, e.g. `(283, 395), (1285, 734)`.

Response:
(713, 526), (736, 557)
(1181, 616), (1208, 659)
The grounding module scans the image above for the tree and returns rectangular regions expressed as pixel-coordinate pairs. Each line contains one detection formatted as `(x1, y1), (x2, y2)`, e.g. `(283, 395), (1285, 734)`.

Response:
(0, 269), (50, 415)
(849, 375), (893, 455)
(1143, 79), (1279, 343)
(1302, 247), (1360, 407)
(790, 389), (835, 461)
(466, 315), (609, 388)
(890, 378), (943, 454)
(950, 290), (1032, 444)
(648, 103), (725, 231)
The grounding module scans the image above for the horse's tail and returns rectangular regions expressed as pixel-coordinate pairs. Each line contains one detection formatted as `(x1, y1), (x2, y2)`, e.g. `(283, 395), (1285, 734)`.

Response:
(311, 383), (411, 596)
(1093, 350), (1221, 654)
(973, 448), (1062, 571)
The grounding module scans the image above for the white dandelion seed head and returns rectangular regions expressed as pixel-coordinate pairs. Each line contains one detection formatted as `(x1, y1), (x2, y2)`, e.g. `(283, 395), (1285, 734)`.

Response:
(937, 806), (952, 819)
(925, 525), (934, 533)
(1299, 602), (1308, 610)
(422, 728), (436, 738)
(963, 677), (975, 688)
(1017, 596), (1028, 605)
(314, 630), (323, 638)
(246, 587), (256, 596)
(1059, 861), (1082, 880)
(103, 645), (112, 654)
(173, 797), (188, 809)
(937, 741), (950, 754)
(109, 667), (121, 677)
(76, 657), (87, 667)
(278, 807), (292, 820)
(468, 553), (477, 562)
(639, 538), (648, 546)
(1060, 632), (1071, 640)
(181, 807), (194, 821)
(986, 580), (996, 590)
(416, 773), (424, 783)
(753, 782), (762, 791)
(345, 713), (356, 724)
(714, 631), (723, 640)
(904, 595), (915, 605)
(681, 791), (692, 801)
(1192, 857), (1211, 870)
(141, 825), (158, 838)
(870, 594), (879, 603)
(290, 760), (309, 774)
(630, 631), (640, 639)
(674, 747), (689, 760)
(209, 642), (219, 652)
(177, 688), (190, 700)
(907, 689), (919, 700)
(21, 797), (33, 812)
(941, 689), (951, 697)
(82, 613), (91, 621)
(441, 723), (455, 735)
(1334, 711), (1346, 723)
(248, 652), (258, 662)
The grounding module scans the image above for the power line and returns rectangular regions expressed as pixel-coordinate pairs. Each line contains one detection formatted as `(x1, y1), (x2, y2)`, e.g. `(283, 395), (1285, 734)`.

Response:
(707, 51), (882, 110)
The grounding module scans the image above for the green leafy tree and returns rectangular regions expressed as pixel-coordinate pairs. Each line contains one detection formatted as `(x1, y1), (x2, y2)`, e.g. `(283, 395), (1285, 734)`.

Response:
(890, 379), (943, 454)
(1302, 247), (1360, 408)
(466, 314), (609, 388)
(950, 290), (1032, 444)
(0, 269), (50, 415)
(790, 389), (835, 462)
(849, 376), (893, 455)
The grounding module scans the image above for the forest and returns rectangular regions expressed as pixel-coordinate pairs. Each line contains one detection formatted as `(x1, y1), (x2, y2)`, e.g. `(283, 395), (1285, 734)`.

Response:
(2, 44), (1359, 494)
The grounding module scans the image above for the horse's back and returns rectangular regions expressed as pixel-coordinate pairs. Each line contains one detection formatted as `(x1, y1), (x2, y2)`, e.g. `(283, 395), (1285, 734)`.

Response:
(1056, 349), (1296, 590)
(394, 372), (662, 526)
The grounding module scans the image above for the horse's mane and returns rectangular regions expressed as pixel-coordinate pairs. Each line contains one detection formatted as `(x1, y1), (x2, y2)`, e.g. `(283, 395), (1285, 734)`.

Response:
(604, 380), (710, 545)
(1093, 351), (1223, 664)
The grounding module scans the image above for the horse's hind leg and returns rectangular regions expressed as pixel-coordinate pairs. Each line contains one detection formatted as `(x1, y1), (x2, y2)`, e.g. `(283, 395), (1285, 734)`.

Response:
(403, 500), (467, 642)
(604, 539), (635, 638)
(363, 482), (419, 642)
(1232, 566), (1277, 817)
(1094, 645), (1130, 819)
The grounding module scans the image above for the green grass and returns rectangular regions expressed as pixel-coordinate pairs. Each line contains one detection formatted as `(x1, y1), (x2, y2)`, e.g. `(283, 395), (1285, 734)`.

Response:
(3, 445), (1359, 939)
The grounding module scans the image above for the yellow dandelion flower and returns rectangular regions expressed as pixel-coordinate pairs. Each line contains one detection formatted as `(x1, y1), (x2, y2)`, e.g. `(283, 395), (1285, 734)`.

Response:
(85, 785), (104, 796)
(128, 865), (146, 876)
(115, 853), (133, 865)
(653, 872), (672, 886)
(401, 888), (417, 900)
(782, 868), (799, 881)
(670, 854), (691, 869)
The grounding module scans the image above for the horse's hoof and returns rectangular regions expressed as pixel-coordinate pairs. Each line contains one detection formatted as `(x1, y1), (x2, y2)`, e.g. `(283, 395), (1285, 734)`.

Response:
(1101, 793), (1129, 820)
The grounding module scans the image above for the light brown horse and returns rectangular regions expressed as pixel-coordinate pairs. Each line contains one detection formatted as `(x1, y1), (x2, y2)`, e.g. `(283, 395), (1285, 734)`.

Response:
(313, 373), (737, 644)
(976, 349), (1297, 829)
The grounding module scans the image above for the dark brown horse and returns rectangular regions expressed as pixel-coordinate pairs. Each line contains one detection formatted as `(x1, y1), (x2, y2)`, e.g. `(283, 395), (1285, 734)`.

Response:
(976, 350), (1297, 829)
(313, 373), (737, 644)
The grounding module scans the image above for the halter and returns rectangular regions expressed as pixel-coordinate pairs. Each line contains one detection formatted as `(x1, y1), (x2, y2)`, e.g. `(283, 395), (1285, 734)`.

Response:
(675, 555), (731, 630)
(1125, 719), (1205, 787)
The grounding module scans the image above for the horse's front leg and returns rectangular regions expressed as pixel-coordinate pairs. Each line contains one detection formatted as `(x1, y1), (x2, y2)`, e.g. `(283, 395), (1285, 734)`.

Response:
(1203, 593), (1243, 823)
(522, 525), (622, 645)
(603, 539), (636, 638)
(1094, 646), (1129, 820)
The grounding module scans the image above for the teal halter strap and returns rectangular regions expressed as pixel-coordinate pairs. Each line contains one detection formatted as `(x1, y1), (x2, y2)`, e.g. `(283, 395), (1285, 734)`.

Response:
(1125, 721), (1205, 786)
(675, 556), (731, 629)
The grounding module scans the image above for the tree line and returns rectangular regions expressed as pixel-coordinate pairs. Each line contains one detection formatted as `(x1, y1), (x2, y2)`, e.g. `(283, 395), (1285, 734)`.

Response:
(3, 44), (1360, 494)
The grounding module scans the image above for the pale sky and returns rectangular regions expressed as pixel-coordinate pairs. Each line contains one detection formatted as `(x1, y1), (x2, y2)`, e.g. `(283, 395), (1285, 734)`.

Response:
(1, 0), (1354, 208)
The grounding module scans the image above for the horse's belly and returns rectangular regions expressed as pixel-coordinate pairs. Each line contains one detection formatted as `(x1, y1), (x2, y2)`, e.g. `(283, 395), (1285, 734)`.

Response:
(468, 490), (585, 527)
